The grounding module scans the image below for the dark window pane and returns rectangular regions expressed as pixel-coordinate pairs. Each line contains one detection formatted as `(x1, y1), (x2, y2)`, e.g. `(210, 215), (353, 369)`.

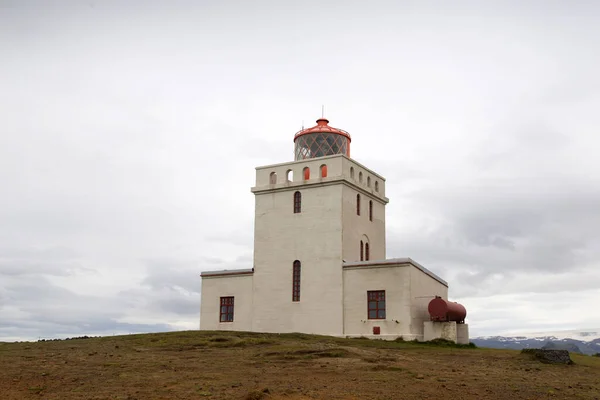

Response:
(379, 301), (385, 309)
(368, 310), (377, 319)
(292, 260), (301, 301)
(293, 192), (302, 213)
(368, 301), (377, 310)
(378, 310), (386, 319)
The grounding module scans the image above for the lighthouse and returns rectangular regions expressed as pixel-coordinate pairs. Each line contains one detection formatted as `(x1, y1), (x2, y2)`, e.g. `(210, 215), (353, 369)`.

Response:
(200, 117), (458, 341)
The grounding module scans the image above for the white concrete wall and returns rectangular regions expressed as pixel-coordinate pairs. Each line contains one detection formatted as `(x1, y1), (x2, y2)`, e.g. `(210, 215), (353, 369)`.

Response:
(457, 324), (470, 345)
(409, 266), (449, 339)
(250, 154), (390, 336)
(341, 185), (386, 262)
(341, 156), (386, 199)
(342, 261), (448, 340)
(254, 155), (387, 203)
(339, 157), (387, 262)
(200, 274), (254, 331)
(253, 155), (388, 267)
(251, 182), (344, 335)
(255, 154), (345, 187)
(424, 321), (457, 343)
(342, 265), (412, 339)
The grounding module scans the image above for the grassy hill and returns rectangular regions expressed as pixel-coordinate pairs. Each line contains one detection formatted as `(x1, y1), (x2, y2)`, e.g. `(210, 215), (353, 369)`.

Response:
(1, 330), (599, 399)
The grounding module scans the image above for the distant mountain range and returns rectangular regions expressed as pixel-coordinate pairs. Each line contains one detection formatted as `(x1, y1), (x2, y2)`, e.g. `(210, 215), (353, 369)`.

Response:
(472, 329), (600, 356)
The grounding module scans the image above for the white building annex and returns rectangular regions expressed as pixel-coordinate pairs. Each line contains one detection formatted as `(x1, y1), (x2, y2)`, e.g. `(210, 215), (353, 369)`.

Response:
(200, 117), (452, 340)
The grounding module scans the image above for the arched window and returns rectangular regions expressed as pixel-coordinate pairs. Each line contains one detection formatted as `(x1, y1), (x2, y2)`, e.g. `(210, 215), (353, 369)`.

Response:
(359, 171), (363, 183)
(365, 243), (370, 261)
(293, 191), (301, 213)
(286, 169), (293, 182)
(269, 172), (277, 184)
(356, 194), (361, 216)
(375, 181), (379, 192)
(292, 260), (301, 301)
(303, 167), (310, 180)
(360, 240), (364, 261)
(320, 164), (328, 178)
(369, 200), (373, 222)
(350, 167), (355, 179)
(367, 176), (371, 187)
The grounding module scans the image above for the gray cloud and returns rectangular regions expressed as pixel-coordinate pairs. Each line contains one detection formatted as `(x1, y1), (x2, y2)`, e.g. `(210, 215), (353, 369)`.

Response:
(141, 258), (204, 293)
(0, 246), (93, 277)
(388, 176), (600, 299)
(1, 0), (599, 340)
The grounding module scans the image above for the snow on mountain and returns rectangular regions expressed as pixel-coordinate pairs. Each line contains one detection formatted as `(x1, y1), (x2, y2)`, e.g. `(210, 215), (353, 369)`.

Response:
(497, 329), (600, 342)
(472, 328), (600, 355)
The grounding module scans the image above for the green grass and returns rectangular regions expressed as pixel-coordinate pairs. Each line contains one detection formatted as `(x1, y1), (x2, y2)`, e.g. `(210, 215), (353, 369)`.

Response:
(572, 353), (600, 367)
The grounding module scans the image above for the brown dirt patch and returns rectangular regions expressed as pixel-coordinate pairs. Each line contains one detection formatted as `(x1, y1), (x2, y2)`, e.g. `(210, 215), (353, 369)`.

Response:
(1, 330), (599, 399)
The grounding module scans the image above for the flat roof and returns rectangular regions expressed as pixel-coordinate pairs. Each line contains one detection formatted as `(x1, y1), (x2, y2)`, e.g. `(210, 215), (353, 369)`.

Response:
(200, 268), (254, 278)
(200, 258), (448, 287)
(343, 257), (448, 287)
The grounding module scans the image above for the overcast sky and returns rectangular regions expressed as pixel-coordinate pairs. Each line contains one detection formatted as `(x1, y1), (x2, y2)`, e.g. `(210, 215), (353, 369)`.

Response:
(1, 0), (599, 341)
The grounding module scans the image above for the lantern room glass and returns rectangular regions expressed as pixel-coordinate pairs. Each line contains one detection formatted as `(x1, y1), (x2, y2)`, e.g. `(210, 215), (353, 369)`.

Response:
(294, 132), (350, 161)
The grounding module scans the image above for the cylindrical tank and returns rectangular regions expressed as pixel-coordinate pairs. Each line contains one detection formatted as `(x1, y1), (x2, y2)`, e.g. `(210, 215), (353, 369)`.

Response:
(428, 296), (467, 323)
(293, 118), (351, 160)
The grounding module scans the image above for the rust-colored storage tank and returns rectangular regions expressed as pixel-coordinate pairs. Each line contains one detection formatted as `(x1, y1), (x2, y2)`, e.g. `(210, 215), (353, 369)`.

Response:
(428, 296), (467, 323)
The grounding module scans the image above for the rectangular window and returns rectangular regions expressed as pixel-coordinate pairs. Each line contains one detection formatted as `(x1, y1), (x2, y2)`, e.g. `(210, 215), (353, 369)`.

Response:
(219, 296), (234, 322)
(292, 261), (301, 301)
(360, 241), (364, 261)
(294, 191), (302, 213)
(367, 290), (386, 319)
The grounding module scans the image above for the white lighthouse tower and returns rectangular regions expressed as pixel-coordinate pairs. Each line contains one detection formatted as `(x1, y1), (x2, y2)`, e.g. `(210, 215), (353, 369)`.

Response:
(200, 117), (453, 340)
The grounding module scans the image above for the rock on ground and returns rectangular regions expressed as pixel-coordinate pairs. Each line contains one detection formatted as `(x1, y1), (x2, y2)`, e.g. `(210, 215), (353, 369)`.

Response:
(521, 349), (574, 364)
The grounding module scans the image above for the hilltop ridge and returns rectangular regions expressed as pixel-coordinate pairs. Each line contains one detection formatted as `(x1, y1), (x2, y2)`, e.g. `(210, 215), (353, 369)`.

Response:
(1, 330), (599, 399)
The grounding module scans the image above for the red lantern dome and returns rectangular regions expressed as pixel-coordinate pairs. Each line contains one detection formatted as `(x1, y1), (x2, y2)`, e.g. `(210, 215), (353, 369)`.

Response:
(293, 118), (351, 160)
